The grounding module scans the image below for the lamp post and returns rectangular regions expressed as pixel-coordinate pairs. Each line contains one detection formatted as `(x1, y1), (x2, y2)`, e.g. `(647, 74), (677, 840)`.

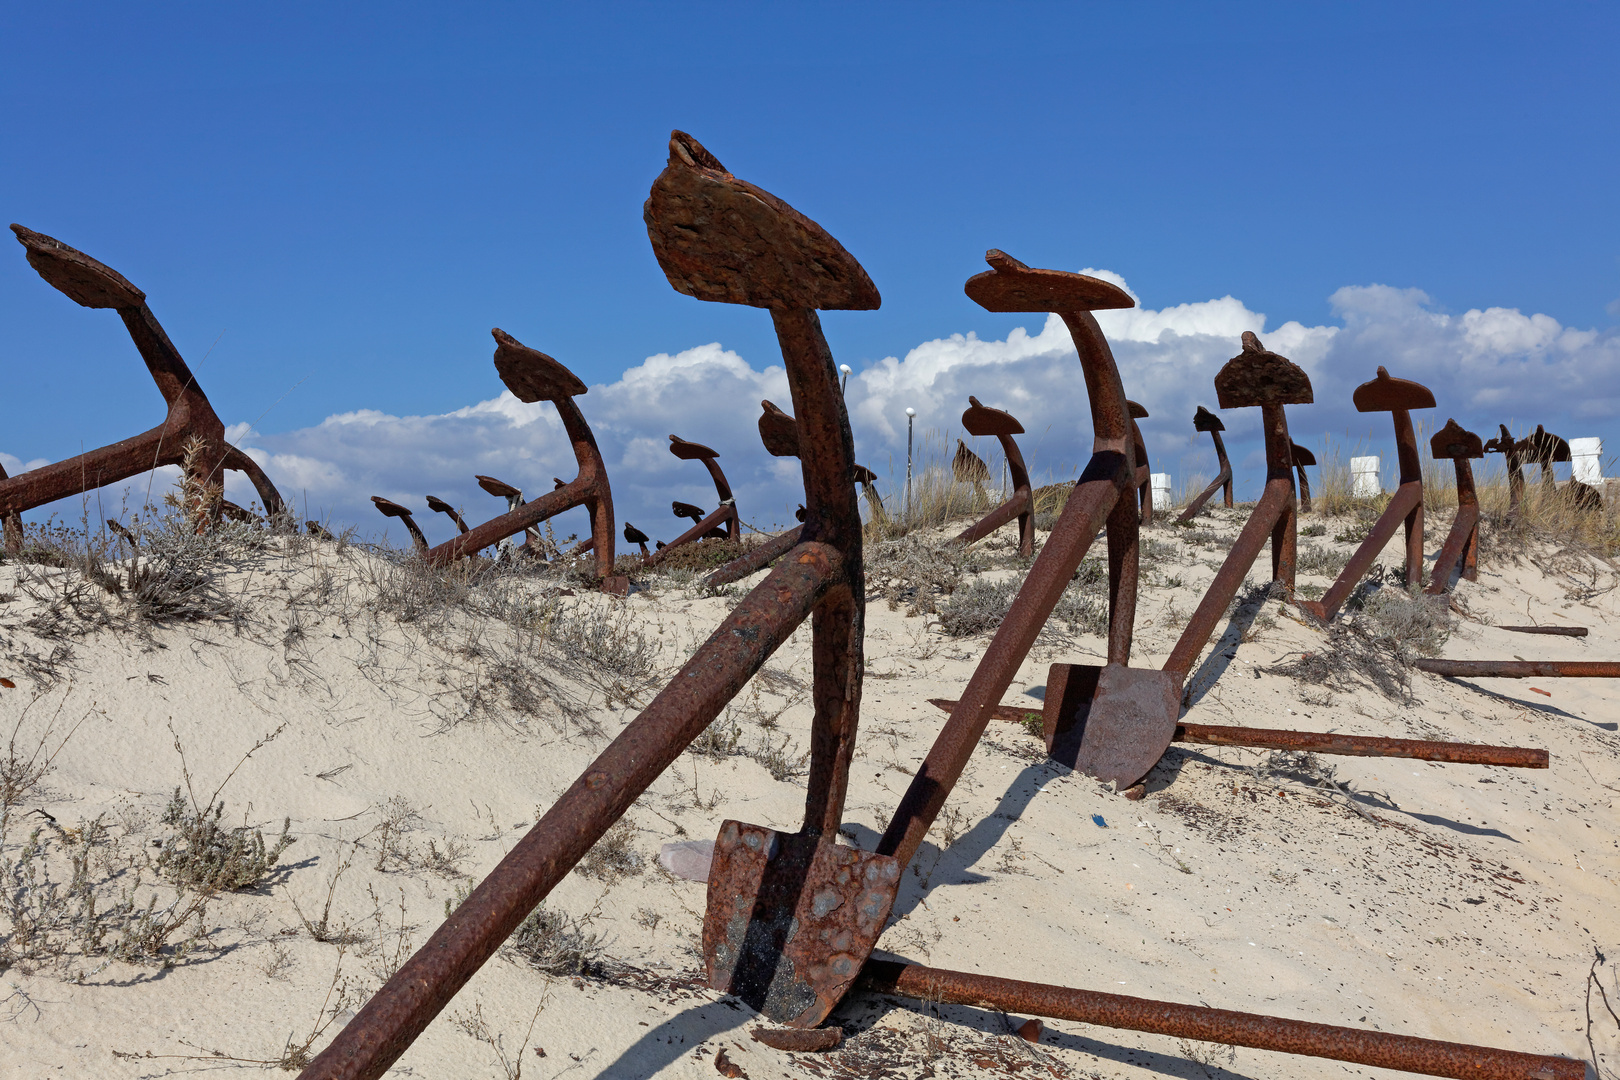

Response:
(905, 406), (916, 524)
(840, 363), (851, 394)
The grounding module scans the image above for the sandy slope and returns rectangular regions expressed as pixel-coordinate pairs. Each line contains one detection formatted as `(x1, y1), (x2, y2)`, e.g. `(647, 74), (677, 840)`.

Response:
(0, 507), (1615, 1080)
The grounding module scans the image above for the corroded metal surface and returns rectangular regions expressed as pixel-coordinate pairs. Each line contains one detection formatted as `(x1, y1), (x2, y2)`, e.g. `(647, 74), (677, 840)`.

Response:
(1075, 332), (1306, 791)
(1, 226), (286, 549)
(1300, 366), (1434, 622)
(860, 960), (1582, 1080)
(1485, 424), (1525, 511)
(750, 1026), (843, 1052)
(424, 495), (469, 534)
(1416, 659), (1620, 678)
(952, 439), (990, 484)
(1292, 441), (1316, 513)
(1127, 399), (1152, 525)
(1498, 625), (1587, 637)
(878, 249), (1139, 868)
(1176, 405), (1233, 521)
(930, 696), (1549, 768)
(300, 130), (876, 1078)
(954, 396), (1034, 556)
(1425, 419), (1483, 595)
(704, 821), (899, 1025)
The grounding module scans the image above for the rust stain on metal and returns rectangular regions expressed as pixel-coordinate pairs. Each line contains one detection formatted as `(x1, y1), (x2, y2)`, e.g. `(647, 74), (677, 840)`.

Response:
(861, 960), (1582, 1080)
(705, 822), (899, 1025)
(640, 433), (742, 569)
(750, 1026), (842, 1052)
(1497, 625), (1587, 637)
(1300, 365), (1434, 623)
(1, 226), (286, 550)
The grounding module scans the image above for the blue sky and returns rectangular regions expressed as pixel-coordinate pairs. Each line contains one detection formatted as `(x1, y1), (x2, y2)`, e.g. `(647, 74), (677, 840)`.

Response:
(2, 3), (1616, 541)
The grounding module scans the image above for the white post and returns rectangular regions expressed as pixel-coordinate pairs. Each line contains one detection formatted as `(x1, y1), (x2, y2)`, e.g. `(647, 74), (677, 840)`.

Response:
(839, 363), (851, 395)
(905, 407), (916, 522)
(1570, 437), (1603, 484)
(1351, 455), (1382, 498)
(1150, 473), (1172, 511)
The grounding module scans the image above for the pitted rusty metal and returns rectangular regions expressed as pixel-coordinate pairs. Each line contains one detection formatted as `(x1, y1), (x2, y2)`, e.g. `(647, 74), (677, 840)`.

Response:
(1, 226), (286, 550)
(861, 961), (1581, 1080)
(1425, 419), (1484, 595)
(1301, 366), (1434, 622)
(704, 821), (899, 1025)
(418, 334), (623, 591)
(953, 396), (1034, 556)
(879, 249), (1141, 866)
(301, 130), (881, 1078)
(704, 399), (879, 586)
(927, 696), (1548, 768)
(1485, 423), (1526, 511)
(1416, 659), (1620, 679)
(1064, 332), (1308, 791)
(1177, 405), (1234, 522)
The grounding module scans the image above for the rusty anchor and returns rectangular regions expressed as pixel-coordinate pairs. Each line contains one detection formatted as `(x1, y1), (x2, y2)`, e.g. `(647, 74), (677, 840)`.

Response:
(1030, 332), (1310, 791)
(369, 497), (428, 553)
(1292, 440), (1316, 513)
(1175, 405), (1233, 522)
(875, 248), (1142, 873)
(636, 433), (741, 569)
(1484, 423), (1525, 512)
(1423, 419), (1483, 595)
(952, 397), (1034, 556)
(1, 226), (286, 547)
(1299, 367), (1435, 623)
(299, 130), (889, 1077)
(409, 332), (626, 594)
(1519, 424), (1603, 510)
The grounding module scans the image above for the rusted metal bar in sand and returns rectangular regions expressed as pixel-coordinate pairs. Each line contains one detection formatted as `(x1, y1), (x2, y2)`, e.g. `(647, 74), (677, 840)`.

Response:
(1498, 625), (1587, 637)
(1301, 368), (1435, 622)
(1, 226), (286, 548)
(860, 960), (1582, 1080)
(1415, 659), (1620, 678)
(924, 698), (1548, 767)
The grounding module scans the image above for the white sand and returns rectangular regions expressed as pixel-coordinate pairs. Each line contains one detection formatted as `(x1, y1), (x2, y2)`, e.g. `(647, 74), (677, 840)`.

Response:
(1, 507), (1614, 1079)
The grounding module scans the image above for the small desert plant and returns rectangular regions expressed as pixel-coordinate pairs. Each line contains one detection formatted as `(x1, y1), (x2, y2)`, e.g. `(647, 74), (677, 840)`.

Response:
(574, 819), (644, 883)
(155, 788), (294, 892)
(505, 903), (607, 977)
(1295, 544), (1347, 578)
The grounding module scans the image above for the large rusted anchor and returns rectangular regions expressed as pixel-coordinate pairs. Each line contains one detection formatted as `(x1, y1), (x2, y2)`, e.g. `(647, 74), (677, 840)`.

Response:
(1175, 404), (1233, 522)
(1423, 419), (1483, 595)
(1, 225), (285, 547)
(952, 396), (1034, 556)
(1518, 424), (1602, 510)
(300, 130), (887, 1075)
(636, 434), (740, 569)
(396, 331), (626, 593)
(1299, 367), (1435, 622)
